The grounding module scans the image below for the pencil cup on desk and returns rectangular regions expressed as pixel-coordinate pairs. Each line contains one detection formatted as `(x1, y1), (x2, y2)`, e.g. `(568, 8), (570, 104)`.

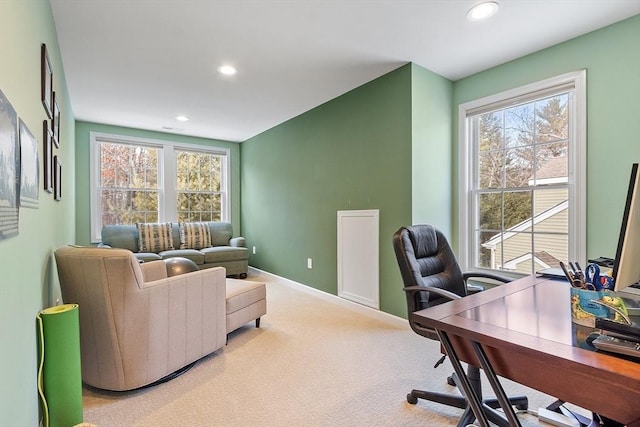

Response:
(570, 287), (610, 327)
(570, 287), (629, 327)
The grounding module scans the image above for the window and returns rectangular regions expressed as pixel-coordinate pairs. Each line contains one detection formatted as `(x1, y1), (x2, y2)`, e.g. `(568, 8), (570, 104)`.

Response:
(176, 149), (225, 222)
(458, 71), (586, 275)
(90, 133), (230, 242)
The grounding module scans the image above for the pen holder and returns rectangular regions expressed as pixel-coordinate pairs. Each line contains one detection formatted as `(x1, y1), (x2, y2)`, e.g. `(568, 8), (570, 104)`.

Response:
(570, 287), (628, 327)
(571, 287), (609, 327)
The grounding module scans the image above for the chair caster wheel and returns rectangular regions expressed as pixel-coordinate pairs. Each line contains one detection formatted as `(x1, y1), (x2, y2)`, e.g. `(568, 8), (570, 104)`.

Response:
(239, 273), (247, 279)
(447, 375), (455, 386)
(407, 394), (418, 404)
(516, 402), (528, 410)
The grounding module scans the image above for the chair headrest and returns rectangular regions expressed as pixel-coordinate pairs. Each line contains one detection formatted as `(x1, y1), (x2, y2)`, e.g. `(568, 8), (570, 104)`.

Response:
(405, 225), (438, 260)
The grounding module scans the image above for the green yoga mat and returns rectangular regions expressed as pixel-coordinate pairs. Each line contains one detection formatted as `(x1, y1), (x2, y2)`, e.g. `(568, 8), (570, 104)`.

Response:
(37, 304), (83, 427)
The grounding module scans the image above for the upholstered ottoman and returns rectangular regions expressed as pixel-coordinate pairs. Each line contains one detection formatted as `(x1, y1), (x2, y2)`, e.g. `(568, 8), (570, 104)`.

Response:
(226, 279), (267, 334)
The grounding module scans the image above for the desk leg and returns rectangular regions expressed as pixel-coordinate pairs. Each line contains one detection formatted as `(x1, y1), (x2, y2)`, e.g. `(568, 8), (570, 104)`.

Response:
(471, 342), (522, 427)
(437, 330), (490, 427)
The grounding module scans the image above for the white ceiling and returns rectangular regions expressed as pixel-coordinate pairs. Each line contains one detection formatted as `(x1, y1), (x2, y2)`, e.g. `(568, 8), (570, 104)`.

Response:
(50, 0), (640, 142)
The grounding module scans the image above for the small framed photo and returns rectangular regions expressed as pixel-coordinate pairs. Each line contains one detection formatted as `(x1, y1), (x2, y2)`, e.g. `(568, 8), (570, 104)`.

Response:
(54, 155), (62, 201)
(41, 44), (53, 119)
(19, 119), (39, 208)
(43, 120), (53, 193)
(52, 91), (60, 147)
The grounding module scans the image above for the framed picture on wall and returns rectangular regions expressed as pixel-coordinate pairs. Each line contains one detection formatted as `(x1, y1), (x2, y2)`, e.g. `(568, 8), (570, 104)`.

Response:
(41, 44), (53, 119)
(19, 119), (39, 208)
(0, 89), (20, 240)
(52, 92), (60, 147)
(54, 155), (62, 201)
(43, 120), (53, 193)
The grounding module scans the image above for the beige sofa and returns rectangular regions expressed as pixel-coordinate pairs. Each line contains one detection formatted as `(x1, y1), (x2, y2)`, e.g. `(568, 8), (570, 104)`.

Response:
(54, 246), (227, 391)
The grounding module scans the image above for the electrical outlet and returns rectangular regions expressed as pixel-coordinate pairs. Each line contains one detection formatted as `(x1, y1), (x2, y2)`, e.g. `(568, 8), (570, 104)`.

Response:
(252, 246), (256, 255)
(307, 258), (312, 269)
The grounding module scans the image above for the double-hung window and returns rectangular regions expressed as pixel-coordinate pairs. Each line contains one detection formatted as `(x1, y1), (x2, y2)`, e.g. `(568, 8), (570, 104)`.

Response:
(90, 132), (230, 242)
(458, 71), (586, 275)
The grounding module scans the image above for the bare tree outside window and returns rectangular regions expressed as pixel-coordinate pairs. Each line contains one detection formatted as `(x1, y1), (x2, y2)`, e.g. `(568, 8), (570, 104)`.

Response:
(99, 142), (159, 225)
(474, 94), (570, 274)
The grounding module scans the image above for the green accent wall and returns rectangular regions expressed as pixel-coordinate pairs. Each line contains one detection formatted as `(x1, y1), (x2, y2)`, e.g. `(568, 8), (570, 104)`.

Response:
(452, 14), (640, 260)
(74, 121), (242, 246)
(240, 64), (452, 318)
(0, 1), (75, 424)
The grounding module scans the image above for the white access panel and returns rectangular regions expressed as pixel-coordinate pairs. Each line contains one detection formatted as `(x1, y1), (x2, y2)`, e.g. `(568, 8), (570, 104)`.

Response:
(337, 209), (379, 309)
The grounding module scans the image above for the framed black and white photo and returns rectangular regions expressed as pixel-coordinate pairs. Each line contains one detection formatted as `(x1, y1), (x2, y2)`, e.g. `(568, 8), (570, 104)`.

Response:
(43, 120), (53, 193)
(41, 44), (53, 119)
(54, 155), (62, 201)
(0, 89), (20, 240)
(19, 119), (39, 208)
(52, 91), (60, 147)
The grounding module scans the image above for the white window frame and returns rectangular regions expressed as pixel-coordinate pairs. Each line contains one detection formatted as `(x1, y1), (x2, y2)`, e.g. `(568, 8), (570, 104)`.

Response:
(457, 70), (587, 275)
(89, 132), (231, 243)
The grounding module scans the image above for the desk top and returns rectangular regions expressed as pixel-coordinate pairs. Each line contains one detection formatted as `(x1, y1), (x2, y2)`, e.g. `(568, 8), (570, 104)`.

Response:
(412, 274), (640, 427)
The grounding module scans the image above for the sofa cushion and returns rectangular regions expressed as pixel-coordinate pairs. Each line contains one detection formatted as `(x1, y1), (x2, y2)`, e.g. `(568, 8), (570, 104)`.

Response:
(179, 222), (212, 250)
(202, 246), (249, 263)
(208, 222), (233, 246)
(101, 224), (140, 252)
(159, 249), (205, 265)
(137, 222), (175, 253)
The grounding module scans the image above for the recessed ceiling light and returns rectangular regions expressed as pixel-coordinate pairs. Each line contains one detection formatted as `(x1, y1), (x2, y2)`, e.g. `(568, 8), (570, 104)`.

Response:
(217, 65), (237, 76)
(467, 1), (499, 21)
(176, 115), (189, 122)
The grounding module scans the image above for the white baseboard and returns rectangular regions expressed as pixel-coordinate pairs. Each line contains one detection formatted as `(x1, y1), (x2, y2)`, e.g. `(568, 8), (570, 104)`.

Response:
(248, 267), (409, 328)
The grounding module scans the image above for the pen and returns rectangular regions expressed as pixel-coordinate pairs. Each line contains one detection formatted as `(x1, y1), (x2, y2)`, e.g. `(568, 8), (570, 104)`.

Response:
(559, 261), (574, 282)
(569, 262), (585, 285)
(575, 262), (585, 281)
(569, 262), (578, 276)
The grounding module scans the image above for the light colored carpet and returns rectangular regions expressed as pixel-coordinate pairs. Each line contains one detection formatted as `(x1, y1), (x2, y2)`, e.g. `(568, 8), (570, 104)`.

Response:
(82, 270), (574, 426)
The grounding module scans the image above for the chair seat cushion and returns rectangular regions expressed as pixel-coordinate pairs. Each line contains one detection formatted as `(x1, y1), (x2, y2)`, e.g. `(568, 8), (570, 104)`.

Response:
(226, 279), (266, 314)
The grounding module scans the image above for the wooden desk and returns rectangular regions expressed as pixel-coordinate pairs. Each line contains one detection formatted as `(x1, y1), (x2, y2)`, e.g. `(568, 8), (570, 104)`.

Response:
(412, 275), (640, 427)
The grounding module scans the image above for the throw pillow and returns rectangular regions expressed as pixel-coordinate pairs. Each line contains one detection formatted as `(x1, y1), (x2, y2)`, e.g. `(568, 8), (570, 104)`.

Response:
(179, 222), (212, 250)
(137, 222), (174, 253)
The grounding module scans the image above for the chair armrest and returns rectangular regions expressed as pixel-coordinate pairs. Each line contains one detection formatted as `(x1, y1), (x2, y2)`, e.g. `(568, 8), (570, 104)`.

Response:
(230, 237), (245, 247)
(466, 284), (484, 294)
(463, 271), (512, 284)
(139, 260), (168, 282)
(403, 285), (461, 301)
(141, 266), (225, 290)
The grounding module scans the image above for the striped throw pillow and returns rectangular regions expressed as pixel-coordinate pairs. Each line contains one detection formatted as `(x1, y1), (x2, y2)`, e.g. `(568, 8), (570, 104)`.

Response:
(137, 222), (174, 253)
(179, 222), (212, 250)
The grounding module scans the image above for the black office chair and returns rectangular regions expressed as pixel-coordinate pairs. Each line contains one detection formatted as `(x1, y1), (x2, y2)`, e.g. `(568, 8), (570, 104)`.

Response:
(393, 225), (528, 427)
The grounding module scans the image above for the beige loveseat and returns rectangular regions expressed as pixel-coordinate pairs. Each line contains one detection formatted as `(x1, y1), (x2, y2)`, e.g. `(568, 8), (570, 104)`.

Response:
(99, 221), (248, 278)
(54, 246), (227, 391)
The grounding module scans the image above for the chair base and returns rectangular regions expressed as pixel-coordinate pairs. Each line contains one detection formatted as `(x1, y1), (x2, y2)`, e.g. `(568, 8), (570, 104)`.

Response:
(407, 366), (528, 427)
